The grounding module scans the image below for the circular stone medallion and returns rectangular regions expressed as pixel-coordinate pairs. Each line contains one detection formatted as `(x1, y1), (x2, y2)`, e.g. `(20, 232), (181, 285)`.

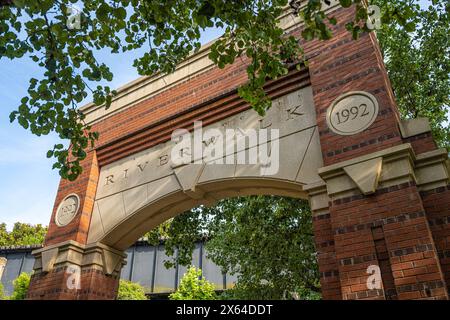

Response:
(326, 91), (379, 136)
(55, 194), (80, 227)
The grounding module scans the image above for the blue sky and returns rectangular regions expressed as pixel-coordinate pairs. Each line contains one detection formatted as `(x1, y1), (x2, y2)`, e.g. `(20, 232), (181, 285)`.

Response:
(0, 0), (441, 230)
(0, 24), (222, 230)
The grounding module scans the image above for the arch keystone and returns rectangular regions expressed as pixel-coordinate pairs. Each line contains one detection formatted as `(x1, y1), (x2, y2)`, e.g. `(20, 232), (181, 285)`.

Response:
(41, 248), (59, 273)
(173, 163), (206, 199)
(100, 247), (124, 275)
(343, 157), (383, 195)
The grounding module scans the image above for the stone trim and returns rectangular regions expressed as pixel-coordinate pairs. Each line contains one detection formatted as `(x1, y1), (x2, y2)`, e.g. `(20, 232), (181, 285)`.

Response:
(31, 240), (126, 276)
(318, 143), (450, 200)
(399, 118), (432, 139)
(0, 257), (6, 280)
(304, 181), (330, 216)
(415, 149), (450, 191)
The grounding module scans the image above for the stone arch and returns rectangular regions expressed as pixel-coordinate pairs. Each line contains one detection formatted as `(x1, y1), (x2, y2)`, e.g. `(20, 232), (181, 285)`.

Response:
(27, 3), (450, 300)
(98, 177), (311, 251)
(87, 87), (323, 250)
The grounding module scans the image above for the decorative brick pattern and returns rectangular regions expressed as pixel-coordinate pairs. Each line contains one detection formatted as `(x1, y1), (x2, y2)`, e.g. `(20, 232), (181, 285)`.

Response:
(403, 132), (437, 155)
(27, 266), (119, 300)
(331, 183), (448, 300)
(421, 185), (450, 295)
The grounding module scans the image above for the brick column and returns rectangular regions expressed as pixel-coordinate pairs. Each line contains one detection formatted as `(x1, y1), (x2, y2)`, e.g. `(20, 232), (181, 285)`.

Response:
(27, 241), (125, 300)
(317, 145), (449, 300)
(423, 186), (450, 295)
(306, 182), (342, 300)
(44, 151), (99, 246)
(304, 6), (449, 300)
(27, 152), (125, 300)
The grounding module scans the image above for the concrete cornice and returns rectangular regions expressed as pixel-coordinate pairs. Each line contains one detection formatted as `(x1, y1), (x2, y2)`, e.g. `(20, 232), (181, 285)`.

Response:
(31, 240), (127, 276)
(318, 143), (450, 200)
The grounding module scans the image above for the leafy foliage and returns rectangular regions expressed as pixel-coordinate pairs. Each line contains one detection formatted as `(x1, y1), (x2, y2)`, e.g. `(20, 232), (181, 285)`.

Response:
(0, 222), (47, 246)
(116, 279), (148, 300)
(374, 0), (449, 149)
(9, 272), (30, 300)
(151, 196), (320, 300)
(0, 0), (423, 180)
(169, 266), (217, 300)
(0, 282), (6, 300)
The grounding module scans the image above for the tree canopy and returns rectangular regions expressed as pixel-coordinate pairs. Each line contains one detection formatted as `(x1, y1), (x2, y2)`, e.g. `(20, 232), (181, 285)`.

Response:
(169, 266), (218, 300)
(148, 196), (320, 300)
(0, 222), (47, 246)
(116, 279), (148, 300)
(0, 0), (429, 181)
(374, 0), (449, 149)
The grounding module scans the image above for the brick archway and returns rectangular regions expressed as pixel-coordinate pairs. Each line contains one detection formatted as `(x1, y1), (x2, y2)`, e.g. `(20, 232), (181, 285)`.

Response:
(27, 3), (450, 300)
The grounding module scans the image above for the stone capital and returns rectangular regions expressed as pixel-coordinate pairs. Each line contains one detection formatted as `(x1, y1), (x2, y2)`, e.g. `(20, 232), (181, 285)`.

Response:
(317, 143), (450, 200)
(304, 181), (330, 216)
(32, 240), (127, 276)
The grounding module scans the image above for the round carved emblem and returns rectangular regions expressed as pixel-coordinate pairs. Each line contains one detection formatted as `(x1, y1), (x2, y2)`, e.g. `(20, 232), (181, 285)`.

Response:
(326, 91), (379, 136)
(55, 194), (80, 227)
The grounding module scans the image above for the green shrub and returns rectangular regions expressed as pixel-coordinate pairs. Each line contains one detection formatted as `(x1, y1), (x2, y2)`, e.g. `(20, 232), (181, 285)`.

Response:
(169, 266), (217, 300)
(0, 282), (6, 300)
(10, 272), (30, 300)
(117, 280), (148, 300)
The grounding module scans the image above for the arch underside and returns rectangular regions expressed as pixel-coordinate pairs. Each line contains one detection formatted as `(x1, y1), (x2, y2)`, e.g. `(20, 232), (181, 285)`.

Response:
(87, 87), (324, 251)
(99, 178), (310, 251)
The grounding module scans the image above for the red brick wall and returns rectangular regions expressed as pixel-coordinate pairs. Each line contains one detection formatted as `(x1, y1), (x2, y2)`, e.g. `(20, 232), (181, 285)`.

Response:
(304, 8), (403, 166)
(331, 183), (448, 300)
(404, 132), (438, 155)
(45, 151), (99, 246)
(313, 213), (342, 300)
(421, 186), (450, 295)
(27, 267), (119, 300)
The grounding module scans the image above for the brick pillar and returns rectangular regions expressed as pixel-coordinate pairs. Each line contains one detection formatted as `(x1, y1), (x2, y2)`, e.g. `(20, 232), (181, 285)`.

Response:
(27, 241), (125, 300)
(304, 6), (449, 300)
(45, 151), (99, 246)
(27, 152), (125, 300)
(306, 183), (342, 300)
(421, 172), (450, 295)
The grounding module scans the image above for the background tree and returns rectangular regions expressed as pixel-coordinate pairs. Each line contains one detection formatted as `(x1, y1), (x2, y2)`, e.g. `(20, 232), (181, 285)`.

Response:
(374, 0), (449, 149)
(0, 222), (47, 246)
(116, 279), (148, 300)
(0, 223), (9, 247)
(0, 0), (421, 180)
(150, 196), (320, 300)
(9, 272), (30, 300)
(169, 266), (217, 300)
(0, 283), (6, 300)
